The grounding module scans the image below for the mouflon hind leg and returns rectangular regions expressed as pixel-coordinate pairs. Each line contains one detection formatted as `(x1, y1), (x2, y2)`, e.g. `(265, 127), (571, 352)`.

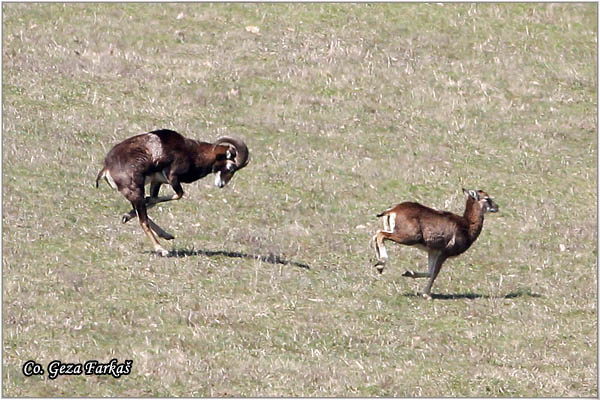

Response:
(133, 201), (169, 257)
(373, 230), (392, 273)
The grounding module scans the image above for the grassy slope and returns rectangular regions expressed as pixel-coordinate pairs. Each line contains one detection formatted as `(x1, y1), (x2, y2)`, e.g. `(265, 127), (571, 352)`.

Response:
(3, 3), (597, 397)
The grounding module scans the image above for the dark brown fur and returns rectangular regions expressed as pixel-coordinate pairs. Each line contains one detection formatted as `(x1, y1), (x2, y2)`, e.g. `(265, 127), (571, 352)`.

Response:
(96, 129), (249, 256)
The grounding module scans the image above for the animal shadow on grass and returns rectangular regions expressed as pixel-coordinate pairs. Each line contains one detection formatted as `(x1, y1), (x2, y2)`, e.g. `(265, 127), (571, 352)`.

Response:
(168, 248), (311, 270)
(404, 287), (542, 300)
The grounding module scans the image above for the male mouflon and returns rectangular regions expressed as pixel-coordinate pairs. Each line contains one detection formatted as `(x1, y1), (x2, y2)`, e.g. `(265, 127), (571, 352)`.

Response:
(96, 129), (249, 256)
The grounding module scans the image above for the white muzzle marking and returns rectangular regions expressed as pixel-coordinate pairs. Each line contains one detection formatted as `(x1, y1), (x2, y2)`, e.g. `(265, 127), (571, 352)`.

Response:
(214, 171), (225, 188)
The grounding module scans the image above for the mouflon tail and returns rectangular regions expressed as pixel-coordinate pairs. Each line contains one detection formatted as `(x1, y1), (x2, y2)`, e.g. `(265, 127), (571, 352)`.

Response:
(95, 167), (107, 188)
(376, 206), (395, 218)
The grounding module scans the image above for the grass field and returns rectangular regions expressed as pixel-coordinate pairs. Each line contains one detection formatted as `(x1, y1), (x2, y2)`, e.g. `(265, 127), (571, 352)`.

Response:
(2, 3), (597, 397)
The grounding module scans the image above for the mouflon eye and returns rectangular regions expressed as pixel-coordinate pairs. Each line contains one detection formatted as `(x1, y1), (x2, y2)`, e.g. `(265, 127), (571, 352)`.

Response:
(226, 149), (236, 160)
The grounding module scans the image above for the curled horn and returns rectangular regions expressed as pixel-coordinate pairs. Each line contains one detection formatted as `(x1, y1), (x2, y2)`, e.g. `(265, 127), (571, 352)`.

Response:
(214, 136), (250, 169)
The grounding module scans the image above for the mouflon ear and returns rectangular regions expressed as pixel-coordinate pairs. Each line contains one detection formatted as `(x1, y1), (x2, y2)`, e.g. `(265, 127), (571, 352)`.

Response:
(462, 188), (479, 200)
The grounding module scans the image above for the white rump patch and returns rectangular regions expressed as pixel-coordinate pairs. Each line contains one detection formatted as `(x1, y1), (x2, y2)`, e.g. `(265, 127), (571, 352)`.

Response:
(104, 170), (118, 190)
(383, 213), (396, 233)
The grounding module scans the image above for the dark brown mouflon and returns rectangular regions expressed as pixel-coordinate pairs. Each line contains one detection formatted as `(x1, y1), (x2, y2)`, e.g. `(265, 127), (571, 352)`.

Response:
(96, 129), (249, 256)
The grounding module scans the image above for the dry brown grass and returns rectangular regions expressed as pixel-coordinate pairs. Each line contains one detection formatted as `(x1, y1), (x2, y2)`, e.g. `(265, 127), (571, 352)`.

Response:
(3, 3), (597, 397)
